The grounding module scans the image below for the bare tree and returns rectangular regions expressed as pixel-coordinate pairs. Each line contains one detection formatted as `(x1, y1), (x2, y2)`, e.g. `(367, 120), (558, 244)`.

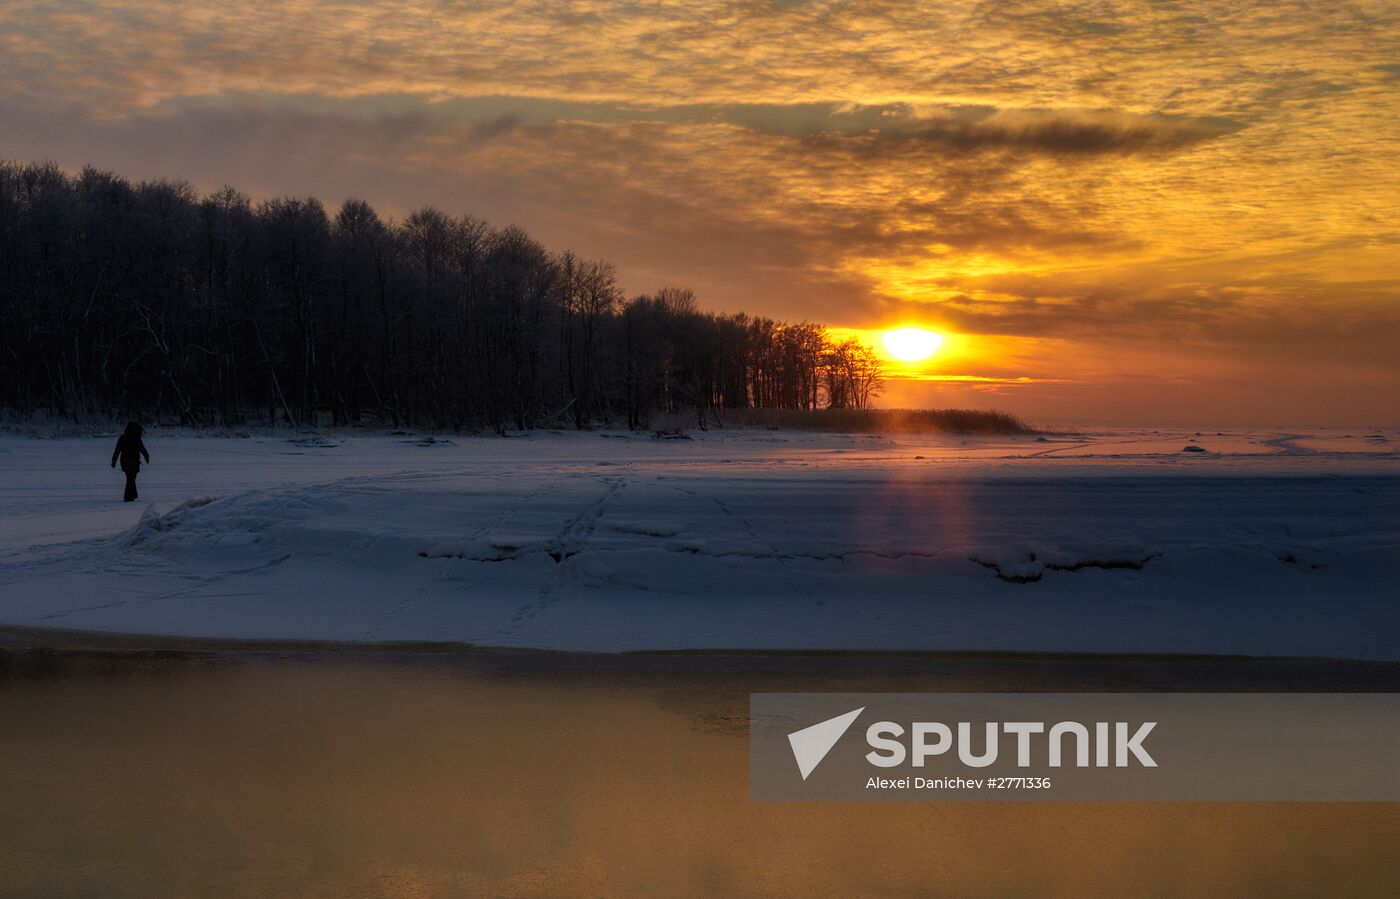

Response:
(824, 337), (885, 410)
(0, 159), (884, 431)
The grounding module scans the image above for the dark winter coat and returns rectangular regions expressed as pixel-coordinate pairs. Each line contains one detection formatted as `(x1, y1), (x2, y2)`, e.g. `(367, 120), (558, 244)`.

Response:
(112, 424), (150, 473)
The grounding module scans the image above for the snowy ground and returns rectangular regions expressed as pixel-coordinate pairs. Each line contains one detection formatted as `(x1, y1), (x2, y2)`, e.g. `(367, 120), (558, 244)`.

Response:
(1, 426), (1397, 658)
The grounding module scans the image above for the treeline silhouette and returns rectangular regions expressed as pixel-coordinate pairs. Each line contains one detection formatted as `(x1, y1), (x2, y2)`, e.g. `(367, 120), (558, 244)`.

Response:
(0, 161), (885, 431)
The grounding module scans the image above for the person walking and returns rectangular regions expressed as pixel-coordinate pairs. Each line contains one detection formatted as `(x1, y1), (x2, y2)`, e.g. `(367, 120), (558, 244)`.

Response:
(111, 421), (151, 502)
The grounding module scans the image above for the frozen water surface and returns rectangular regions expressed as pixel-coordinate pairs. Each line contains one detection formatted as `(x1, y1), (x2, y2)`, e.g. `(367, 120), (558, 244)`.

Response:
(1, 427), (1396, 658)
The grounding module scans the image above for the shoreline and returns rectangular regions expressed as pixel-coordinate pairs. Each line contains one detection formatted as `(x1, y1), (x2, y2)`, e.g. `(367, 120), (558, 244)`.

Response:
(5, 624), (1398, 692)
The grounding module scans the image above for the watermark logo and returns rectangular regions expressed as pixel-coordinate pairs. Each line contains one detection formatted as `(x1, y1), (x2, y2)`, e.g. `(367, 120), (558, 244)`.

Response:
(864, 720), (1157, 768)
(753, 693), (1400, 802)
(788, 707), (863, 779)
(786, 706), (1156, 780)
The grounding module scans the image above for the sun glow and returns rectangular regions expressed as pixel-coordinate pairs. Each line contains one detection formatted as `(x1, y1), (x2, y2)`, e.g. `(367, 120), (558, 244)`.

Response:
(881, 327), (944, 363)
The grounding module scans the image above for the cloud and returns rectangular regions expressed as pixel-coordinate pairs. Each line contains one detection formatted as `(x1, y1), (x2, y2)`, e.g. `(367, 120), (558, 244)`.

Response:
(877, 107), (1239, 154)
(169, 93), (1236, 157)
(0, 0), (1397, 423)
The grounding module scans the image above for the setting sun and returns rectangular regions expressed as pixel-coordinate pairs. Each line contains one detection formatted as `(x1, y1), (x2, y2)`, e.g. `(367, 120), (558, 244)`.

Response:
(882, 328), (944, 363)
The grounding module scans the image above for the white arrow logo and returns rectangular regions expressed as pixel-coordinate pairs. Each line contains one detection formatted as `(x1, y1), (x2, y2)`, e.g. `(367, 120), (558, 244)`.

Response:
(788, 707), (865, 780)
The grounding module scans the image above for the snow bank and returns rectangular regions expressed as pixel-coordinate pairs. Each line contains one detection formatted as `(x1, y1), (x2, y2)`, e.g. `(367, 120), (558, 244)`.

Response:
(0, 428), (1397, 658)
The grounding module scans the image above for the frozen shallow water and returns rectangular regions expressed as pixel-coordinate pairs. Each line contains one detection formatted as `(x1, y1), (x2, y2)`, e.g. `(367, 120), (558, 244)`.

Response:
(1, 426), (1397, 657)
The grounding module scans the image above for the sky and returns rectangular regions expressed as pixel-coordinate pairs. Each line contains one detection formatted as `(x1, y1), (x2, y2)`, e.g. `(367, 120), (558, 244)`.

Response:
(2, 0), (1397, 425)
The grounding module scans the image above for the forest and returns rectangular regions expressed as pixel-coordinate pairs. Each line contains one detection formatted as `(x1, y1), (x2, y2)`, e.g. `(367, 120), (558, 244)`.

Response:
(0, 161), (885, 431)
